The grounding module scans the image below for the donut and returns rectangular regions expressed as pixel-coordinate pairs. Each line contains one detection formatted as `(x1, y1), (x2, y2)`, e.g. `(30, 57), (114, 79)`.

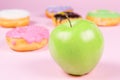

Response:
(6, 26), (49, 52)
(86, 10), (120, 26)
(45, 6), (73, 18)
(52, 12), (82, 26)
(0, 9), (30, 28)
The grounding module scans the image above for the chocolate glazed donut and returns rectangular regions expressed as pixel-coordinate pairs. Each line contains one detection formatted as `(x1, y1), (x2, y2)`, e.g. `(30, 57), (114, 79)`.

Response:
(54, 12), (81, 23)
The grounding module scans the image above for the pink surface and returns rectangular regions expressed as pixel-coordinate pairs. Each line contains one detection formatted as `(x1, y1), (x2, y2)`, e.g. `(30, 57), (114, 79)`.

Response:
(0, 0), (120, 17)
(0, 16), (120, 80)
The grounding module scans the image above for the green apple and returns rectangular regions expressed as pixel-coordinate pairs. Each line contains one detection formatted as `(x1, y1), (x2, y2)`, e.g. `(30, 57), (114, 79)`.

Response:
(49, 19), (104, 76)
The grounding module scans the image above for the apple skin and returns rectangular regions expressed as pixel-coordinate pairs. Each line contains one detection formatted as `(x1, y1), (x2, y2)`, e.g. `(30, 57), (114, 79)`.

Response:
(49, 19), (104, 75)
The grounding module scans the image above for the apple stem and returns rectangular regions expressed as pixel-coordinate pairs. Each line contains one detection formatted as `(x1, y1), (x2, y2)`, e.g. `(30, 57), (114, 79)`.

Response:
(65, 14), (72, 28)
(60, 12), (72, 28)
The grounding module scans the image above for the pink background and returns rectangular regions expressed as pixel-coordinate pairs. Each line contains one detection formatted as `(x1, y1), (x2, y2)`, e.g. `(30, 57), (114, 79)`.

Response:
(0, 0), (120, 80)
(0, 0), (120, 16)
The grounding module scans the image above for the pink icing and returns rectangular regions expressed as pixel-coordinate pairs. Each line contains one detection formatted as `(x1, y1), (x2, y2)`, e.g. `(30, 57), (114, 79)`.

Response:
(6, 26), (49, 43)
(12, 41), (16, 45)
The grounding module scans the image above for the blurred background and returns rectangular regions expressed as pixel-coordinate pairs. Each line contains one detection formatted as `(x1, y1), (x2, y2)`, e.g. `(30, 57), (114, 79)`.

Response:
(0, 0), (120, 17)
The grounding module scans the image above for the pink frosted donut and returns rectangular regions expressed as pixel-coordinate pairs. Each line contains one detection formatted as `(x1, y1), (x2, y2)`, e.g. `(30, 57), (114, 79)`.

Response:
(6, 26), (49, 51)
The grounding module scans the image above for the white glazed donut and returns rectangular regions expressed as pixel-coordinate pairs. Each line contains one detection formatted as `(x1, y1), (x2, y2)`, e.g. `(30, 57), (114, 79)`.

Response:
(0, 9), (30, 28)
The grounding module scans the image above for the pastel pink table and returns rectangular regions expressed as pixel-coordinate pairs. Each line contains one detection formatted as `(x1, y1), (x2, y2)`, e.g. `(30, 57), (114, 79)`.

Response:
(0, 16), (120, 80)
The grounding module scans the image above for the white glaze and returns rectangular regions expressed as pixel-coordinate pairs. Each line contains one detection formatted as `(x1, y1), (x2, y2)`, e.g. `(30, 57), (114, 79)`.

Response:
(0, 9), (30, 19)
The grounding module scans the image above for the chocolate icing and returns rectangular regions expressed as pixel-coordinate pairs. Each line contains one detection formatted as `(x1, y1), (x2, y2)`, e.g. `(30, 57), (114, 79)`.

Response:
(54, 12), (81, 22)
